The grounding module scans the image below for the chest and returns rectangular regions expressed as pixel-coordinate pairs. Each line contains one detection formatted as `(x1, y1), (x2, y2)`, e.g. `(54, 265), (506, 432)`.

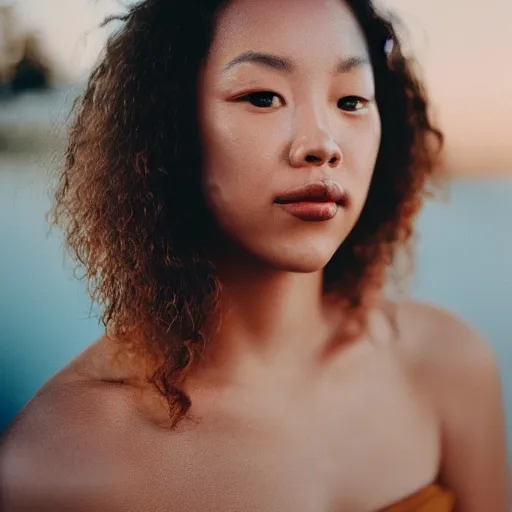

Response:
(122, 360), (440, 512)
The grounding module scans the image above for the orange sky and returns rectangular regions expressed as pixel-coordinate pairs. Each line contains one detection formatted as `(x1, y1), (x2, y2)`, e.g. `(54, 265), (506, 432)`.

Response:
(380, 0), (512, 175)
(13, 0), (512, 175)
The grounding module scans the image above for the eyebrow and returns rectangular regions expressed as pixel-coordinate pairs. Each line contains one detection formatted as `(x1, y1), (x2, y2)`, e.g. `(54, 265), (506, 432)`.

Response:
(222, 51), (371, 75)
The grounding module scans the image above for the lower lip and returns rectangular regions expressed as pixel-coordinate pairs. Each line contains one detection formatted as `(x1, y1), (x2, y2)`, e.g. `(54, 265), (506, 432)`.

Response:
(276, 201), (338, 221)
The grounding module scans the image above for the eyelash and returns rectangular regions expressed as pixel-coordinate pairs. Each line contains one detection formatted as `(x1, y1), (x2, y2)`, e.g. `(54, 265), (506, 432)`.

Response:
(236, 91), (370, 113)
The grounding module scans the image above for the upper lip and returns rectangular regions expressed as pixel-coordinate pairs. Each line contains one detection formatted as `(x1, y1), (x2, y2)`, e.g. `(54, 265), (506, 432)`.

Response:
(275, 179), (349, 206)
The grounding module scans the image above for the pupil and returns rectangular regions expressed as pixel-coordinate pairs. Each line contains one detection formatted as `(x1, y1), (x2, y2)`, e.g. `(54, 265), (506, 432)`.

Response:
(251, 93), (274, 108)
(340, 97), (357, 110)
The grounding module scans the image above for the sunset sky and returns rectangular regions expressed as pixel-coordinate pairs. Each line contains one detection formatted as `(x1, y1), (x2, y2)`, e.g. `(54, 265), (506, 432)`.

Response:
(10, 0), (512, 175)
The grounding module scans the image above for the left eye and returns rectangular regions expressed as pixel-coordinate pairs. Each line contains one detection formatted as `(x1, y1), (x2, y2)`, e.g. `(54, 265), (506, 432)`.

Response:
(239, 92), (283, 109)
(338, 96), (369, 112)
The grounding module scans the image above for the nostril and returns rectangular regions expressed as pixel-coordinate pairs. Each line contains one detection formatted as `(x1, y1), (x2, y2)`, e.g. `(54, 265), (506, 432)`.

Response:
(328, 156), (338, 165)
(305, 155), (321, 163)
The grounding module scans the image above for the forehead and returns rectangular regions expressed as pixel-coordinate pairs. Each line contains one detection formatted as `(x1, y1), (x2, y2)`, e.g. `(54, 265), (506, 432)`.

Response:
(209, 0), (370, 69)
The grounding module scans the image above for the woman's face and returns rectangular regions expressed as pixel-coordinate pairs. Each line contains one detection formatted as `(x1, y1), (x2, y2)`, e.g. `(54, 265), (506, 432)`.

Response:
(198, 0), (381, 272)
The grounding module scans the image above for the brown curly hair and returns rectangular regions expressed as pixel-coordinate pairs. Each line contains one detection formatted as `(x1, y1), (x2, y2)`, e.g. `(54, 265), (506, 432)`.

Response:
(48, 0), (444, 428)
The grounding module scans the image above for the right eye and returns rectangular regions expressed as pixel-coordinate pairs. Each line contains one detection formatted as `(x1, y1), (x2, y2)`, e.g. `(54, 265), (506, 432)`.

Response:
(237, 91), (284, 109)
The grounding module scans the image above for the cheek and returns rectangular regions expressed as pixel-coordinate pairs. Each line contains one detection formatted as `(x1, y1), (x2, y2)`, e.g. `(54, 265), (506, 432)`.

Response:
(201, 110), (244, 206)
(346, 117), (381, 176)
(200, 137), (269, 232)
(343, 117), (381, 212)
(200, 104), (279, 214)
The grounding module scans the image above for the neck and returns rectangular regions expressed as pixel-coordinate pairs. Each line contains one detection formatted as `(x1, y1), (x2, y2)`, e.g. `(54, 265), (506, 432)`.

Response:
(187, 250), (344, 391)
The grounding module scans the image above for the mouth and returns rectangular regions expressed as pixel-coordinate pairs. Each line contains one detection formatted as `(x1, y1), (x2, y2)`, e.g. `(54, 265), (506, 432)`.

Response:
(274, 179), (349, 207)
(274, 179), (349, 222)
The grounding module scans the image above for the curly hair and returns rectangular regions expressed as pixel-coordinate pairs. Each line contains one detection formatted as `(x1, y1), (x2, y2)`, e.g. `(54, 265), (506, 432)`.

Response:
(48, 0), (444, 428)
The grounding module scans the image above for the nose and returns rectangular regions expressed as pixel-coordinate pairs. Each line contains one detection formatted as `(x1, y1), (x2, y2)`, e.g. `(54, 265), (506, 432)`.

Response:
(288, 115), (343, 169)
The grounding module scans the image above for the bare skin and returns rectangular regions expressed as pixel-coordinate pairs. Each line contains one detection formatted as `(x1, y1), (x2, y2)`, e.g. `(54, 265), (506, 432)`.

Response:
(1, 301), (508, 511)
(1, 0), (509, 510)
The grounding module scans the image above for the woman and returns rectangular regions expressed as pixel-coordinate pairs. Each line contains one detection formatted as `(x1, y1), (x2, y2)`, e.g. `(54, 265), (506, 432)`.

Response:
(1, 0), (509, 510)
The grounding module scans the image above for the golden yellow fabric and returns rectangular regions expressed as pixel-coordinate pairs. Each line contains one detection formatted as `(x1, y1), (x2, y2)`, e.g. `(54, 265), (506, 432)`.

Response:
(379, 483), (456, 512)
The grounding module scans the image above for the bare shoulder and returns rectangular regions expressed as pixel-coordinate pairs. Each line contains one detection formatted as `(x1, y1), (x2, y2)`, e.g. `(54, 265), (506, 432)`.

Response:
(391, 299), (510, 511)
(391, 298), (501, 416)
(392, 298), (495, 370)
(0, 337), (164, 511)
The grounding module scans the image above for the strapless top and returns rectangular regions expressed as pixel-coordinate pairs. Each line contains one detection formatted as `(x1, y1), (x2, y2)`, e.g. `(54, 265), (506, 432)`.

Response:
(379, 483), (455, 511)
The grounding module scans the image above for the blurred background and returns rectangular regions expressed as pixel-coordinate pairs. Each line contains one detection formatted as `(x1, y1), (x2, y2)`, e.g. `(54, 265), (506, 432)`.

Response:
(0, 0), (511, 464)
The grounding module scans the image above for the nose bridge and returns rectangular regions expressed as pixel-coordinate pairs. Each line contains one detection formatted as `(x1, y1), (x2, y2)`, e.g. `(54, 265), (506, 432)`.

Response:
(289, 97), (342, 168)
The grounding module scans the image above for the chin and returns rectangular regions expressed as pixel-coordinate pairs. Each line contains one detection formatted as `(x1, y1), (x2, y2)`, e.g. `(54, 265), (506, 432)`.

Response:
(258, 242), (341, 274)
(217, 223), (347, 274)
